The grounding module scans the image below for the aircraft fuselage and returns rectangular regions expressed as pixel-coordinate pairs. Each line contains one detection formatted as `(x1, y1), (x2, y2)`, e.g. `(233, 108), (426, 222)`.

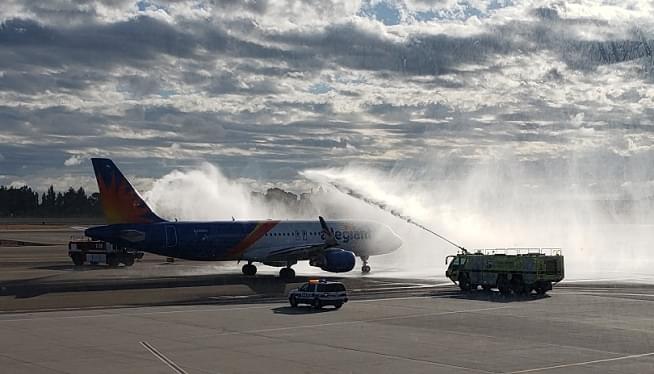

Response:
(85, 219), (402, 262)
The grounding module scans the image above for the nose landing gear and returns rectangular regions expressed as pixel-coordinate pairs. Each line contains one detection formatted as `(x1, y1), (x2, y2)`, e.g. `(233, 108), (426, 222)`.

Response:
(361, 256), (371, 274)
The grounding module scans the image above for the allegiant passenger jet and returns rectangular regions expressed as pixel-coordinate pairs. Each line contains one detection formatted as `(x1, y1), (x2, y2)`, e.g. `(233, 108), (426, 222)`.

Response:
(85, 159), (402, 278)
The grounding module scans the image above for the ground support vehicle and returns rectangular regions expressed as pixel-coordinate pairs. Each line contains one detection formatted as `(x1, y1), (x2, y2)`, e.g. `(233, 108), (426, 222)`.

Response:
(288, 279), (348, 309)
(445, 248), (564, 295)
(68, 239), (144, 267)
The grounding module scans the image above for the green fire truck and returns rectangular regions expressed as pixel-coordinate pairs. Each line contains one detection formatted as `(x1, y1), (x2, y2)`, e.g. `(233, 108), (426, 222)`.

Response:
(445, 248), (564, 295)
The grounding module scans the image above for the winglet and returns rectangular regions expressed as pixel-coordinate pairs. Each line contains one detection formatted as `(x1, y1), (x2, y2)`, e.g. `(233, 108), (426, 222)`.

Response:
(319, 216), (338, 247)
(91, 158), (165, 224)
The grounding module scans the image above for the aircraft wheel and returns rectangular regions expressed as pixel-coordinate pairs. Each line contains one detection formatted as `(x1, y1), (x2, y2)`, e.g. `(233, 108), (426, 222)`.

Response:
(361, 265), (371, 274)
(242, 264), (257, 276)
(280, 267), (295, 279)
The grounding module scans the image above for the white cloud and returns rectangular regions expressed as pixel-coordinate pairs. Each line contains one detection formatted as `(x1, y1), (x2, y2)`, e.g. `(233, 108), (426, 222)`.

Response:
(64, 155), (83, 166)
(0, 0), (653, 201)
(9, 180), (28, 188)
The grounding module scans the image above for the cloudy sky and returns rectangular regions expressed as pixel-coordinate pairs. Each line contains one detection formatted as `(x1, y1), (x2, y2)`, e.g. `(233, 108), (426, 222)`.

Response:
(1, 0), (653, 198)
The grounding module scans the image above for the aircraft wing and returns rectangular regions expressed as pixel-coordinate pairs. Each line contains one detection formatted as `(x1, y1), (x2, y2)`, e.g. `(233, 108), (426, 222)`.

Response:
(261, 216), (339, 261)
(263, 243), (329, 261)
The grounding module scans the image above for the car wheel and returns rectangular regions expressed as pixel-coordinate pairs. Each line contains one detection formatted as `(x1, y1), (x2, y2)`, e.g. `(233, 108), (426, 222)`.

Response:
(290, 296), (298, 307)
(313, 299), (321, 309)
(334, 302), (342, 309)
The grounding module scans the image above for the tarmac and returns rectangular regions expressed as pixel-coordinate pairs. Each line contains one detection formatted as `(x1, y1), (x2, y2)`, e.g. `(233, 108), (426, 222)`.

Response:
(1, 225), (654, 373)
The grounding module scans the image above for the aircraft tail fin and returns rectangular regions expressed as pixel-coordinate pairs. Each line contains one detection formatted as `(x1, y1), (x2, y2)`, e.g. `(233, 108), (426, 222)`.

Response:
(91, 158), (165, 224)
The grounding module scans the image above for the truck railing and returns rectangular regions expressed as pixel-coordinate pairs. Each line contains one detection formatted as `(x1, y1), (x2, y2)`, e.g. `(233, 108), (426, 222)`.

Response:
(469, 248), (562, 256)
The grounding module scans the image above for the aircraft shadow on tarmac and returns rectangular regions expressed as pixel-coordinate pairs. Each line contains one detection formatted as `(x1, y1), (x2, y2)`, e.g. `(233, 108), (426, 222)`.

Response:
(32, 264), (108, 271)
(442, 291), (551, 303)
(0, 273), (320, 300)
(272, 306), (338, 315)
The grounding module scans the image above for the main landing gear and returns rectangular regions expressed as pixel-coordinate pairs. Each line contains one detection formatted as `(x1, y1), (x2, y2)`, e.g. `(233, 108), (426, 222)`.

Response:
(242, 262), (257, 276)
(242, 262), (295, 279)
(361, 255), (371, 274)
(279, 267), (295, 280)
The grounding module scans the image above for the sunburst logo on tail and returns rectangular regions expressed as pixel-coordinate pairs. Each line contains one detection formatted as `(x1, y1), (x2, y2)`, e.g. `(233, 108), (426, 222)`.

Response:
(92, 158), (164, 224)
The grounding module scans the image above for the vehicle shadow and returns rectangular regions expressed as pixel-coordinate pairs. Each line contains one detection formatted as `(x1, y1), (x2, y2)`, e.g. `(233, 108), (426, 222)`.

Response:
(32, 264), (109, 271)
(443, 290), (551, 303)
(272, 306), (337, 315)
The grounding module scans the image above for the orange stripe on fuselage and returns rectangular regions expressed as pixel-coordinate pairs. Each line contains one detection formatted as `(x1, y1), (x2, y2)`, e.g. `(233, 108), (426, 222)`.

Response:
(227, 220), (279, 257)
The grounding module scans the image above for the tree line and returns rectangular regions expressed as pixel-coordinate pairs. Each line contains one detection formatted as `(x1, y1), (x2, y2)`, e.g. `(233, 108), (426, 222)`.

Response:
(0, 185), (102, 217)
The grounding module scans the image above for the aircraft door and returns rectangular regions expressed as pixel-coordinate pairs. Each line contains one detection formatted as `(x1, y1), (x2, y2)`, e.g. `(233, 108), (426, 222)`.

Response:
(165, 225), (177, 248)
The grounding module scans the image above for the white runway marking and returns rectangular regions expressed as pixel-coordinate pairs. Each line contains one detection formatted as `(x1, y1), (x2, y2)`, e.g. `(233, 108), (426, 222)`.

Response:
(140, 341), (189, 374)
(557, 291), (654, 300)
(506, 351), (654, 373)
(199, 305), (512, 338)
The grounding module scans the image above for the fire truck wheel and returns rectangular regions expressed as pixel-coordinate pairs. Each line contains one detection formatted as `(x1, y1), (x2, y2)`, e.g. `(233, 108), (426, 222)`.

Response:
(71, 254), (84, 266)
(122, 255), (135, 267)
(511, 276), (527, 295)
(458, 273), (472, 291)
(497, 275), (511, 295)
(535, 281), (551, 295)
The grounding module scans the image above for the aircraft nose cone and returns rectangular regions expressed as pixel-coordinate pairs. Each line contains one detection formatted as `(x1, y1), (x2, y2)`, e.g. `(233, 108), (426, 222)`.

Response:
(384, 230), (402, 251)
(390, 232), (403, 249)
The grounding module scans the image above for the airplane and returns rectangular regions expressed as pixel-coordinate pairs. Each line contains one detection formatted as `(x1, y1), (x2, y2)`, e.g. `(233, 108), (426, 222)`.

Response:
(84, 158), (403, 278)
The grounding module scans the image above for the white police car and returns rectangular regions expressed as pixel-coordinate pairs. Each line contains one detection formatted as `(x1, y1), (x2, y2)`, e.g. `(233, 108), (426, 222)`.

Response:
(288, 279), (348, 309)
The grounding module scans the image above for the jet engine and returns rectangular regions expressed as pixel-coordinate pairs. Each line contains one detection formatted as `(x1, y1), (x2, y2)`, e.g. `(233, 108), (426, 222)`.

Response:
(310, 249), (356, 273)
